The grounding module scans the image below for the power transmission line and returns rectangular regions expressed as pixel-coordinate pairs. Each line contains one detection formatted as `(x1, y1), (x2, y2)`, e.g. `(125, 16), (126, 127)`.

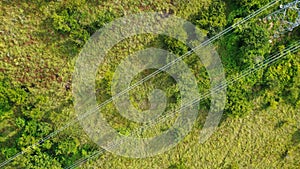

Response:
(65, 41), (300, 169)
(0, 0), (283, 168)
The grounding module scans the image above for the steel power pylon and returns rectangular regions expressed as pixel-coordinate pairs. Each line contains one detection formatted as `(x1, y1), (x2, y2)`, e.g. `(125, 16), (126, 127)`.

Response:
(264, 0), (300, 37)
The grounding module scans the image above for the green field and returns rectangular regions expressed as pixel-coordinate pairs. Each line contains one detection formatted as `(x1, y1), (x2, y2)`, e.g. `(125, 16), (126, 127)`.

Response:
(0, 0), (299, 168)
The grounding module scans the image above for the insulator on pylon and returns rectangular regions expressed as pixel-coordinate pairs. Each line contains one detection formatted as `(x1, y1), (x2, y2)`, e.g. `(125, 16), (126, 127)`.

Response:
(268, 16), (272, 20)
(288, 26), (294, 31)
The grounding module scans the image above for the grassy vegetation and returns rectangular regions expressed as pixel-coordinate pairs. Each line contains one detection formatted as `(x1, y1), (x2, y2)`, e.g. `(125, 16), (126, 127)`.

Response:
(85, 101), (300, 169)
(0, 0), (299, 168)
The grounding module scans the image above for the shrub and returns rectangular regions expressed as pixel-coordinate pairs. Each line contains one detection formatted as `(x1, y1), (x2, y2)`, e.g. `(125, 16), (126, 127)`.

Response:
(1, 148), (18, 158)
(0, 77), (27, 119)
(50, 4), (115, 47)
(192, 0), (227, 37)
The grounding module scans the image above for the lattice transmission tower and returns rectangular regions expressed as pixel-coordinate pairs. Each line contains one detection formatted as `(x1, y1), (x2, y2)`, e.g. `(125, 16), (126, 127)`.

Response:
(264, 0), (300, 37)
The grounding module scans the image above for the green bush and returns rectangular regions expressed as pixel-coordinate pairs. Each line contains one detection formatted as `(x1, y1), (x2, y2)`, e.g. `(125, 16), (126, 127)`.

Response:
(0, 77), (28, 120)
(192, 0), (227, 37)
(51, 4), (115, 47)
(225, 85), (253, 118)
(15, 117), (26, 128)
(263, 51), (300, 108)
(17, 120), (52, 147)
(0, 78), (27, 109)
(221, 22), (271, 71)
(160, 25), (189, 55)
(229, 0), (272, 19)
(1, 148), (18, 158)
(18, 149), (62, 169)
